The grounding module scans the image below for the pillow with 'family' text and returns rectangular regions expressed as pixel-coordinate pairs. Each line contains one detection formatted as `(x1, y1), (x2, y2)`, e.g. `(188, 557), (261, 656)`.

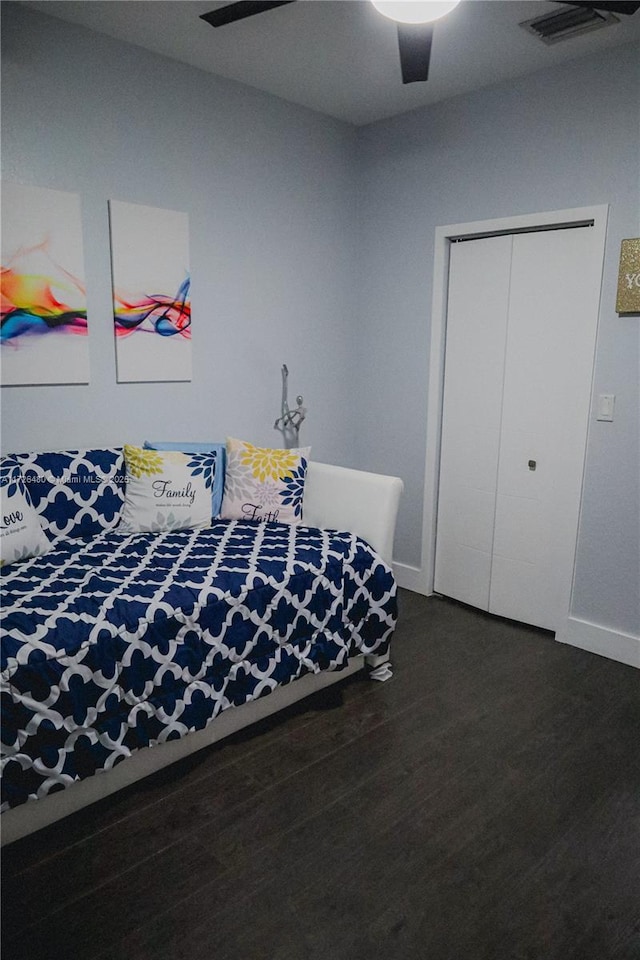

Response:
(120, 445), (215, 534)
(143, 441), (225, 518)
(220, 437), (310, 525)
(0, 458), (51, 568)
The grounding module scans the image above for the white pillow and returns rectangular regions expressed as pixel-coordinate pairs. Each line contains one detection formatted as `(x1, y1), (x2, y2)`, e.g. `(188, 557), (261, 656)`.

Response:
(220, 437), (310, 525)
(119, 445), (214, 534)
(0, 460), (51, 568)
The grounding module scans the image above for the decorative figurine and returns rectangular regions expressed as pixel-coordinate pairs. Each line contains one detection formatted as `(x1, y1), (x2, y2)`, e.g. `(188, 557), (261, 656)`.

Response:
(274, 364), (307, 448)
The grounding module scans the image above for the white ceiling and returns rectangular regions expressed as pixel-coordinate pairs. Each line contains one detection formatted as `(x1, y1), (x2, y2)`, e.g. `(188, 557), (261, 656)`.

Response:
(21, 0), (640, 125)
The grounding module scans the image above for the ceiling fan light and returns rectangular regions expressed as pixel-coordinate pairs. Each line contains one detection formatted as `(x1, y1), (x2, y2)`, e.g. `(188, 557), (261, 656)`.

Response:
(371, 0), (461, 24)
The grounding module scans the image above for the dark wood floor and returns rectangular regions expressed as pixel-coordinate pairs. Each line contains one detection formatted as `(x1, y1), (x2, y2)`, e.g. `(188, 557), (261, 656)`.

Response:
(2, 591), (639, 960)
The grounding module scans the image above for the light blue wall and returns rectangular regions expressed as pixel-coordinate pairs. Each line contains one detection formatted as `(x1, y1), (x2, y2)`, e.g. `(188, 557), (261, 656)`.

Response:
(354, 43), (640, 636)
(1, 3), (358, 461)
(2, 5), (638, 637)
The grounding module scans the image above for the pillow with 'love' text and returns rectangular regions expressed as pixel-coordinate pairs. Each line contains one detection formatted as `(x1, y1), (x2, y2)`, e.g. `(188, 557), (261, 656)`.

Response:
(0, 458), (51, 568)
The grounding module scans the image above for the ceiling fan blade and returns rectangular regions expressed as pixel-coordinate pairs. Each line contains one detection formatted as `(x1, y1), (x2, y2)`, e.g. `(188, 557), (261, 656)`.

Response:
(560, 1), (640, 12)
(200, 1), (295, 28)
(397, 23), (434, 84)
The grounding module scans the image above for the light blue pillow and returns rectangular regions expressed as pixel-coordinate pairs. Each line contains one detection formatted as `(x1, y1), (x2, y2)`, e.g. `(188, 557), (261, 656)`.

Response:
(143, 442), (225, 518)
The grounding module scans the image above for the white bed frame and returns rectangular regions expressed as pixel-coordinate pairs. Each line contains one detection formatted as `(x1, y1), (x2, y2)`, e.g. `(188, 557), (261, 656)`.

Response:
(1, 462), (403, 845)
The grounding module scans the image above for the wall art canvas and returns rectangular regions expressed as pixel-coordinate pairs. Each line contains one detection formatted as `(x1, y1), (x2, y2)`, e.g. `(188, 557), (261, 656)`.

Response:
(616, 238), (640, 314)
(1, 182), (89, 386)
(109, 200), (191, 383)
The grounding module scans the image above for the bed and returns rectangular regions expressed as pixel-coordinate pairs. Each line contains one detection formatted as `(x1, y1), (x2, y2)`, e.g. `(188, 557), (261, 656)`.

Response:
(1, 454), (402, 844)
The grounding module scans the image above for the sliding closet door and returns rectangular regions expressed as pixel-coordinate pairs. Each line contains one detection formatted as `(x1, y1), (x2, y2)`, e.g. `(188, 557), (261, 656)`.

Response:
(433, 235), (512, 609)
(488, 226), (603, 630)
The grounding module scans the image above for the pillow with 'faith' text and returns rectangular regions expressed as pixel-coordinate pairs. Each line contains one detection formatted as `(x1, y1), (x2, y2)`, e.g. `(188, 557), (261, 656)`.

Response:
(220, 437), (310, 525)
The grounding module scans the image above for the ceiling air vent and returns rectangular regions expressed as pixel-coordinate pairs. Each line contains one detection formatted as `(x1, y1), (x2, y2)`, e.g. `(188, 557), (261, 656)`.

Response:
(520, 4), (620, 44)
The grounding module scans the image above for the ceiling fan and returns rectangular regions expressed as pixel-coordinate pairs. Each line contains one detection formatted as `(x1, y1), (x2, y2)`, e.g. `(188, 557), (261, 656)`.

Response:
(200, 0), (640, 85)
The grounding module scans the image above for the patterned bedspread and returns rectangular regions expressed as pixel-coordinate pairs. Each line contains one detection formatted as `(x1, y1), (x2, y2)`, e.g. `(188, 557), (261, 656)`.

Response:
(1, 520), (397, 811)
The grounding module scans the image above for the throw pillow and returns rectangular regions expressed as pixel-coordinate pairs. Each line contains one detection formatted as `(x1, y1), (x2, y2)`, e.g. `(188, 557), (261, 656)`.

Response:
(13, 448), (125, 540)
(143, 441), (225, 518)
(120, 445), (215, 534)
(0, 459), (52, 568)
(220, 437), (310, 525)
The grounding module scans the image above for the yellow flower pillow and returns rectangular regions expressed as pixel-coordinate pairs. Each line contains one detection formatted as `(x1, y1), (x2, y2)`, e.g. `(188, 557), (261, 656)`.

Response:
(220, 437), (311, 525)
(120, 445), (216, 534)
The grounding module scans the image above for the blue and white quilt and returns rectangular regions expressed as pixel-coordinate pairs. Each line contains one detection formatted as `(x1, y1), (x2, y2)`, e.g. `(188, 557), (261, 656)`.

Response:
(1, 521), (397, 812)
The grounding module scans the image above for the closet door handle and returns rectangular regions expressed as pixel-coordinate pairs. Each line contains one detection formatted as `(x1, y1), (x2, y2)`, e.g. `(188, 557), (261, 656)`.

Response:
(528, 460), (537, 471)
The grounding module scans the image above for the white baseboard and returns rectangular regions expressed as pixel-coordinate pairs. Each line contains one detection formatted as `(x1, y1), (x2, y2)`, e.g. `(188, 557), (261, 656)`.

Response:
(391, 565), (639, 671)
(557, 616), (640, 669)
(391, 564), (639, 671)
(393, 562), (428, 595)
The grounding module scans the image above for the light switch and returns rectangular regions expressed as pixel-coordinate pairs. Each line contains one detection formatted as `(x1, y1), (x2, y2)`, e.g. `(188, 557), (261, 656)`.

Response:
(597, 394), (615, 422)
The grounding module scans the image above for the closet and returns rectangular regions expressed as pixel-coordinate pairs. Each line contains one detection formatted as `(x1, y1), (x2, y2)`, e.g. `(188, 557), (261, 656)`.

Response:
(434, 224), (604, 632)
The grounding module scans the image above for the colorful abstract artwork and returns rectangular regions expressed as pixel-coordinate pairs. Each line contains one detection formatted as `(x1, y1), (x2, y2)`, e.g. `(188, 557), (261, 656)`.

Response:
(109, 200), (191, 383)
(1, 182), (89, 386)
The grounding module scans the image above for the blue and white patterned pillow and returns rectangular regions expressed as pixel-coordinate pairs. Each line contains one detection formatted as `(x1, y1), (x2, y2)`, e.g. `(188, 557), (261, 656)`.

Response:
(12, 448), (125, 541)
(0, 457), (51, 567)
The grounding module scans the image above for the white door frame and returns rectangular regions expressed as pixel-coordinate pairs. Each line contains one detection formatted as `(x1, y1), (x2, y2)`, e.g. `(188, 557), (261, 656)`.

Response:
(415, 205), (609, 630)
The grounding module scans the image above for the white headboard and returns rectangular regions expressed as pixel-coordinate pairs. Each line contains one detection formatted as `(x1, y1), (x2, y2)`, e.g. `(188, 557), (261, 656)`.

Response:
(303, 462), (403, 565)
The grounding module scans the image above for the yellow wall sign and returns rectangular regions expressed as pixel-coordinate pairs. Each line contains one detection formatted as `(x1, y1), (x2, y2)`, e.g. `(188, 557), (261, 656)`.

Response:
(616, 238), (640, 314)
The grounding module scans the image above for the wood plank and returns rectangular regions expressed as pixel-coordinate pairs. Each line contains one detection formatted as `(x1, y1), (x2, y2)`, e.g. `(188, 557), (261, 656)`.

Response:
(2, 593), (638, 960)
